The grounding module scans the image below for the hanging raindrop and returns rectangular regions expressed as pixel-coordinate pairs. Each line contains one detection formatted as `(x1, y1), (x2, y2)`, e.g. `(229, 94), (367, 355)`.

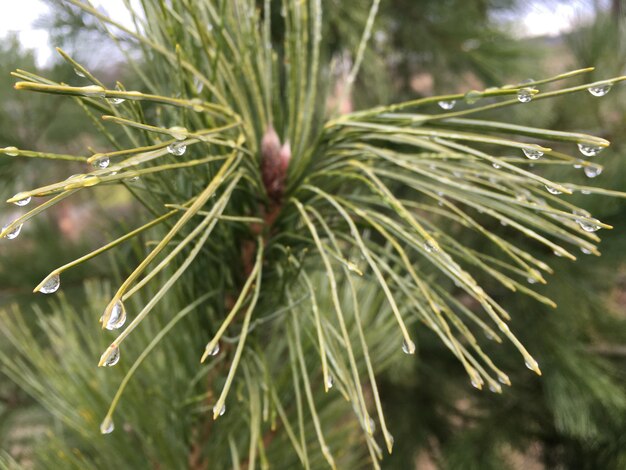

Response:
(402, 338), (416, 354)
(13, 193), (31, 206)
(437, 100), (456, 110)
(38, 273), (60, 294)
(525, 358), (539, 371)
(577, 143), (603, 157)
(208, 343), (220, 357)
(488, 383), (502, 393)
(423, 240), (440, 253)
(167, 142), (187, 156)
(580, 247), (592, 255)
(100, 416), (114, 434)
(577, 219), (601, 233)
(2, 222), (23, 240)
(516, 88), (533, 103)
(522, 147), (543, 160)
(189, 98), (204, 112)
(492, 162), (501, 169)
(106, 84), (126, 105)
(464, 90), (481, 104)
(326, 374), (334, 389)
(79, 85), (106, 98)
(103, 346), (120, 367)
(498, 373), (511, 385)
(105, 300), (126, 330)
(583, 165), (602, 178)
(545, 185), (562, 195)
(213, 403), (226, 417)
(587, 83), (611, 97)
(368, 417), (376, 433)
(93, 156), (110, 169)
(74, 68), (86, 78)
(470, 377), (483, 390)
(573, 160), (583, 169)
(2, 146), (19, 156)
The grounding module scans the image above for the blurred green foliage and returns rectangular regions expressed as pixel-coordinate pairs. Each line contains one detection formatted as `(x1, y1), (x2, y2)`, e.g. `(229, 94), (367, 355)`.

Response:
(0, 1), (625, 469)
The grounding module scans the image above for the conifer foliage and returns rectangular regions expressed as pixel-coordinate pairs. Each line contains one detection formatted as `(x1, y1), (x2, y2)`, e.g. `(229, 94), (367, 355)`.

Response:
(1, 1), (625, 468)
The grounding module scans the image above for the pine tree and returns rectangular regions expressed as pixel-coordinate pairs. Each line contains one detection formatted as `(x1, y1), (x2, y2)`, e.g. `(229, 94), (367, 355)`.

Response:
(1, 1), (625, 468)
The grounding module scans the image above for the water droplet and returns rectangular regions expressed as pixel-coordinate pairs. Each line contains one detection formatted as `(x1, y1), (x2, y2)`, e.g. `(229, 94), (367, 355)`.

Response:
(79, 85), (106, 98)
(553, 250), (563, 257)
(580, 247), (592, 255)
(105, 300), (126, 330)
(485, 331), (495, 341)
(464, 90), (481, 104)
(581, 189), (591, 195)
(577, 218), (601, 233)
(368, 417), (376, 433)
(583, 165), (602, 178)
(106, 84), (126, 105)
(168, 126), (188, 141)
(497, 373), (511, 385)
(13, 193), (31, 206)
(520, 78), (534, 85)
(93, 156), (110, 169)
(167, 142), (187, 156)
(577, 143), (603, 157)
(74, 68), (86, 78)
(587, 83), (611, 97)
(573, 160), (583, 169)
(126, 176), (140, 183)
(2, 146), (19, 156)
(527, 277), (537, 284)
(516, 88), (533, 103)
(402, 338), (416, 354)
(470, 377), (483, 389)
(38, 273), (60, 294)
(2, 222), (23, 240)
(488, 383), (502, 393)
(545, 185), (562, 195)
(103, 346), (120, 367)
(492, 162), (501, 169)
(525, 358), (539, 371)
(190, 98), (204, 112)
(208, 343), (220, 356)
(423, 240), (439, 253)
(523, 147), (543, 160)
(325, 374), (334, 389)
(107, 97), (125, 105)
(100, 416), (114, 434)
(437, 100), (456, 110)
(213, 403), (226, 417)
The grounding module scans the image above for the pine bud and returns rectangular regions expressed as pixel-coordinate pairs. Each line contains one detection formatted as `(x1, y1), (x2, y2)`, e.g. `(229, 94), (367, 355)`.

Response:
(260, 127), (290, 202)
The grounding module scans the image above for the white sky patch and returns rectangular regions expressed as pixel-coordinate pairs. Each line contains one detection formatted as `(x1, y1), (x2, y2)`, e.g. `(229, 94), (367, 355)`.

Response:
(0, 0), (51, 66)
(0, 0), (141, 67)
(519, 2), (595, 37)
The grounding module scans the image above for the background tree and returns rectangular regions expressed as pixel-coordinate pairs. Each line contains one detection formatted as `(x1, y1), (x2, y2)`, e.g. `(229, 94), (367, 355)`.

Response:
(1, 1), (624, 469)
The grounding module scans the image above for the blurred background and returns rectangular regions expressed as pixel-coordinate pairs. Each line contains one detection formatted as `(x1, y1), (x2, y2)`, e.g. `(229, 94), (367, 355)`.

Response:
(0, 0), (624, 468)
